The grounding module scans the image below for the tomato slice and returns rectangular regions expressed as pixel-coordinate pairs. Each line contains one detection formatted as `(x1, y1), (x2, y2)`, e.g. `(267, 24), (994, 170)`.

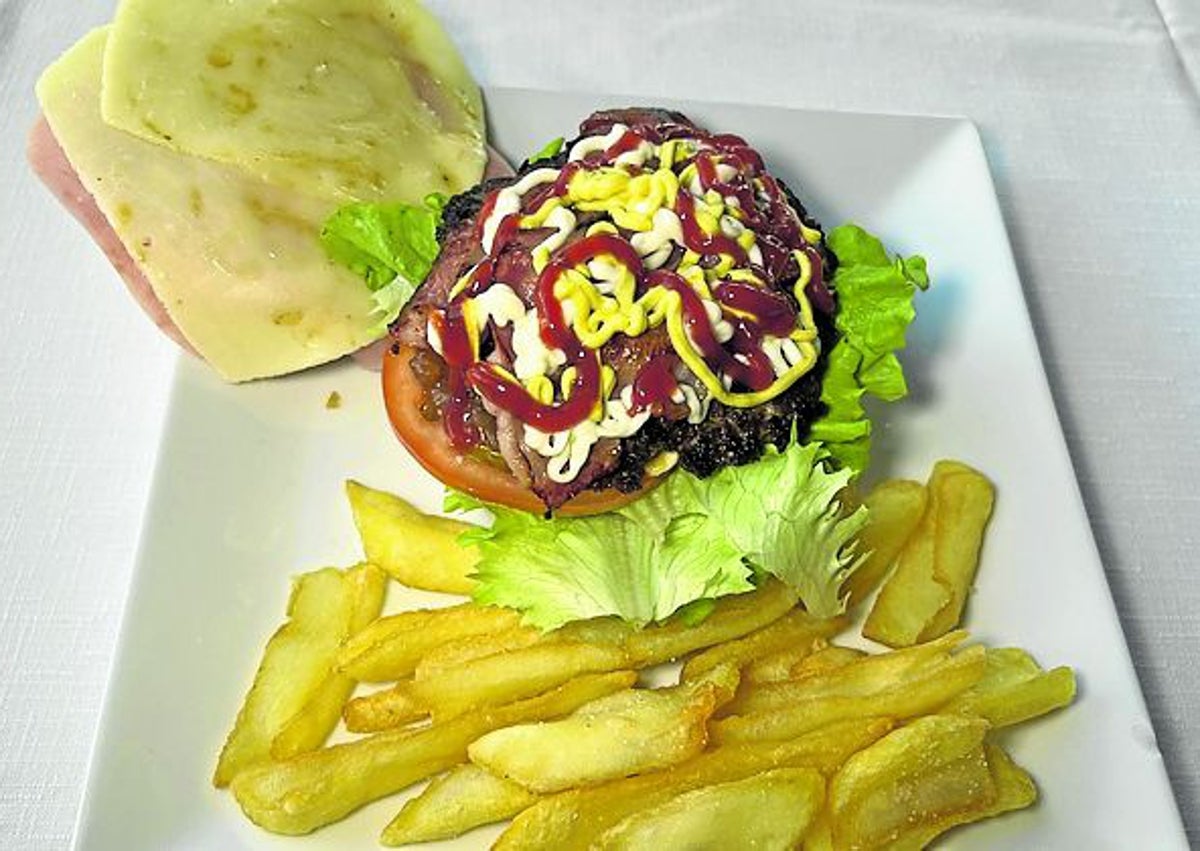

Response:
(382, 345), (649, 516)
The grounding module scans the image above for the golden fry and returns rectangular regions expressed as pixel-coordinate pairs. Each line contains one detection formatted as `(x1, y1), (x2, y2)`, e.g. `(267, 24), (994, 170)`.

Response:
(743, 641), (828, 685)
(343, 680), (426, 733)
(214, 567), (360, 787)
(862, 504), (945, 647)
(714, 637), (985, 743)
(230, 671), (636, 835)
(896, 744), (1038, 849)
(920, 461), (996, 638)
(863, 461), (994, 647)
(494, 717), (892, 851)
(843, 478), (927, 607)
(595, 767), (824, 850)
(271, 564), (387, 758)
(414, 641), (629, 721)
(789, 644), (867, 679)
(345, 479), (479, 594)
(726, 631), (968, 716)
(415, 627), (544, 680)
(680, 608), (845, 683)
(404, 583), (795, 723)
(469, 670), (734, 793)
(381, 764), (538, 846)
(622, 579), (798, 666)
(944, 647), (1076, 728)
(337, 602), (525, 682)
(829, 714), (995, 850)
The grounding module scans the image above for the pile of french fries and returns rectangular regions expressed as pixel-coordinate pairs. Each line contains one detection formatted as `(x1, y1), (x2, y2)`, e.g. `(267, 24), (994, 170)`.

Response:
(213, 465), (1076, 849)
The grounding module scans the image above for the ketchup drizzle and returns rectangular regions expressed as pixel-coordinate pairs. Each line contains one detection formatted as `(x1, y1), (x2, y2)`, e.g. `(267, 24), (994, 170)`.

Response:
(630, 355), (680, 414)
(675, 192), (748, 264)
(424, 118), (829, 448)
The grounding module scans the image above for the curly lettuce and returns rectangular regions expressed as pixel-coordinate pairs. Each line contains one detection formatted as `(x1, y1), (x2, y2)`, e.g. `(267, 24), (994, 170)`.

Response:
(452, 442), (867, 630)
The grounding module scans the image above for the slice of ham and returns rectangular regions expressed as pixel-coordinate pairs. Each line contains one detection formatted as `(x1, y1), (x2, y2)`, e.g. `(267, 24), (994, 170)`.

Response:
(27, 115), (198, 354)
(483, 145), (517, 181)
(29, 110), (513, 372)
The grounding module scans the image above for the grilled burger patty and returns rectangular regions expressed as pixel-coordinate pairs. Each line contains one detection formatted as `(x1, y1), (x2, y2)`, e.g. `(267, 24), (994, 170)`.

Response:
(393, 108), (839, 510)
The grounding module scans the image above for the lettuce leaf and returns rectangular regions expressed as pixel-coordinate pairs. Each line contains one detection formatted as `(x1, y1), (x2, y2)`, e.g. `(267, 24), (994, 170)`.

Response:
(460, 490), (751, 631)
(454, 441), (865, 630)
(681, 442), (868, 617)
(810, 224), (929, 472)
(528, 136), (565, 163)
(319, 193), (445, 328)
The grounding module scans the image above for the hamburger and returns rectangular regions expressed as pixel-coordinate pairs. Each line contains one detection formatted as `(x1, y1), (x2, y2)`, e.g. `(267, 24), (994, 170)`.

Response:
(385, 108), (841, 514)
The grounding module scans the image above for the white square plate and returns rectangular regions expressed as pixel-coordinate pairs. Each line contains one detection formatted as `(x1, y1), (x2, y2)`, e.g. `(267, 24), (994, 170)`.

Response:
(72, 90), (1187, 849)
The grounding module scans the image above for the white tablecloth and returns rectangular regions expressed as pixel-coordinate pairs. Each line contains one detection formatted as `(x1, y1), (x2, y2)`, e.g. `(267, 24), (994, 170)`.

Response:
(1, 0), (1197, 846)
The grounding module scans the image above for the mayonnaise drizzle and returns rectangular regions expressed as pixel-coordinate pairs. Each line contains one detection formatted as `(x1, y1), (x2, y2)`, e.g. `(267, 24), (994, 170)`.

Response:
(568, 123), (627, 162)
(481, 168), (559, 253)
(524, 384), (653, 483)
(443, 124), (823, 484)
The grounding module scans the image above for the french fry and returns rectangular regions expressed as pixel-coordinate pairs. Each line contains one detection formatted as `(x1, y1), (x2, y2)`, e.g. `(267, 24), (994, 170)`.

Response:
(345, 480), (479, 594)
(414, 641), (629, 721)
(407, 583), (795, 722)
(551, 580), (799, 668)
(719, 641), (854, 717)
(789, 644), (867, 679)
(842, 478), (928, 607)
(594, 767), (824, 850)
(230, 670), (636, 835)
(828, 714), (995, 850)
(272, 564), (388, 758)
(415, 626), (544, 680)
(743, 641), (828, 685)
(214, 566), (362, 787)
(216, 465), (1075, 849)
(726, 631), (968, 716)
(622, 579), (799, 665)
(337, 602), (526, 682)
(494, 718), (892, 850)
(863, 461), (994, 647)
(380, 764), (538, 846)
(801, 810), (834, 851)
(981, 744), (1038, 814)
(895, 744), (1038, 849)
(680, 608), (845, 683)
(861, 503), (945, 648)
(943, 647), (1076, 728)
(343, 680), (426, 733)
(920, 461), (996, 638)
(469, 668), (736, 793)
(713, 638), (985, 743)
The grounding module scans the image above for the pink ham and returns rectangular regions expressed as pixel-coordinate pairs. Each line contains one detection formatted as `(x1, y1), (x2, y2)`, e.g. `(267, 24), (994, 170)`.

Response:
(27, 115), (198, 354)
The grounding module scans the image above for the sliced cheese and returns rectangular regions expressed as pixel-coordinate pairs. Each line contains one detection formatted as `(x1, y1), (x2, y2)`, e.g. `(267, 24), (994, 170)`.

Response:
(101, 0), (486, 204)
(37, 28), (382, 381)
